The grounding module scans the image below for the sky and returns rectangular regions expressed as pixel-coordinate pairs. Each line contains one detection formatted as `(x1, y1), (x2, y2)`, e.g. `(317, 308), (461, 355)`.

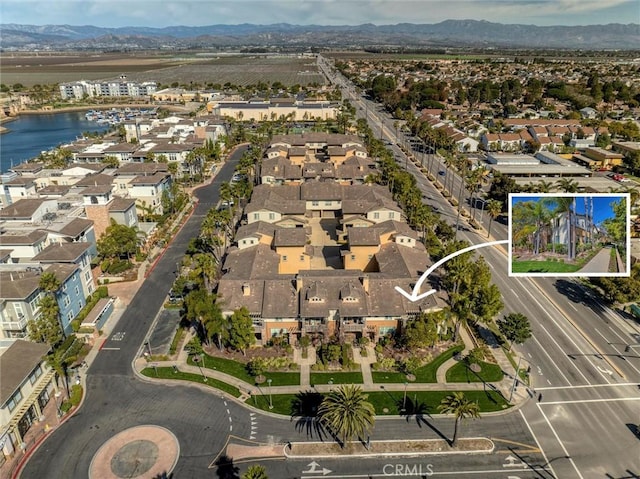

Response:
(512, 195), (625, 226)
(1, 0), (638, 28)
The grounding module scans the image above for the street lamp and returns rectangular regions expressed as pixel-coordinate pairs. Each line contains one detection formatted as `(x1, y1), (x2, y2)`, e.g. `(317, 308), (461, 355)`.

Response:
(53, 391), (62, 423)
(267, 378), (273, 409)
(403, 381), (408, 411)
(193, 356), (207, 382)
(144, 340), (152, 356)
(509, 356), (533, 403)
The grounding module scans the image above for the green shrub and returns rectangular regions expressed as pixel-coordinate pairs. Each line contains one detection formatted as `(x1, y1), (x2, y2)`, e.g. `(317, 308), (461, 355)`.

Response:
(69, 384), (83, 406)
(169, 327), (185, 355)
(299, 336), (311, 349)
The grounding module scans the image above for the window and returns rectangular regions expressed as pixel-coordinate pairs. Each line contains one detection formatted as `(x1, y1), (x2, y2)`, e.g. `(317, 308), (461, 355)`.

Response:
(300, 255), (305, 261)
(7, 389), (22, 412)
(30, 365), (43, 384)
(67, 311), (73, 321)
(389, 212), (395, 219)
(351, 255), (356, 260)
(373, 212), (380, 219)
(62, 283), (67, 292)
(78, 301), (83, 310)
(268, 213), (275, 220)
(85, 271), (91, 281)
(253, 213), (259, 220)
(282, 255), (287, 261)
(63, 296), (71, 307)
(325, 201), (332, 206)
(75, 286), (80, 296)
(368, 254), (373, 259)
(312, 201), (319, 206)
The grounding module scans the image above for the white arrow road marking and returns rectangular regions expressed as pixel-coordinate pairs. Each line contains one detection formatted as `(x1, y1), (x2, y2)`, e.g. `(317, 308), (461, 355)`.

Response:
(395, 240), (509, 302)
(302, 461), (332, 475)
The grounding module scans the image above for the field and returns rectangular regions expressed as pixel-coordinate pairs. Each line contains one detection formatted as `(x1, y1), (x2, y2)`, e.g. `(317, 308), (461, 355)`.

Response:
(0, 52), (326, 87)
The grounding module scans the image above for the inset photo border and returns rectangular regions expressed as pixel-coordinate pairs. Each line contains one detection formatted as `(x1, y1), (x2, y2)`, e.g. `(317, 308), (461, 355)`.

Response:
(508, 193), (631, 277)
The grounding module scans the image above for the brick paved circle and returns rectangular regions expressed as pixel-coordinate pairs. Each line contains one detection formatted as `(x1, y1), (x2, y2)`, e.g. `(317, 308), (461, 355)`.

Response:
(89, 425), (179, 479)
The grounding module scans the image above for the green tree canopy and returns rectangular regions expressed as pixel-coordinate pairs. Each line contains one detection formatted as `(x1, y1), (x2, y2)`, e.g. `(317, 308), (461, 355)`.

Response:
(497, 312), (533, 348)
(97, 221), (139, 260)
(318, 384), (375, 447)
(227, 307), (255, 355)
(438, 392), (480, 446)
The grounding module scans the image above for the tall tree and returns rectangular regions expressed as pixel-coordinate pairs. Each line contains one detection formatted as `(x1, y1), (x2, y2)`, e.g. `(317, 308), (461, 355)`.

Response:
(497, 313), (533, 349)
(227, 307), (255, 356)
(486, 199), (502, 238)
(28, 272), (63, 347)
(318, 384), (375, 447)
(438, 392), (480, 446)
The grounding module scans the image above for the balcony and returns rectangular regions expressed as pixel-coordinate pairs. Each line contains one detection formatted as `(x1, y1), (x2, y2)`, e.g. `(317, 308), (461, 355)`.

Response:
(302, 322), (328, 335)
(339, 321), (366, 333)
(1, 316), (28, 331)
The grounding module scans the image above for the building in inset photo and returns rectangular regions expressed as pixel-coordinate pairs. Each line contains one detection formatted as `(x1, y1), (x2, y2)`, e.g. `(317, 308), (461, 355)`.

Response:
(509, 193), (630, 276)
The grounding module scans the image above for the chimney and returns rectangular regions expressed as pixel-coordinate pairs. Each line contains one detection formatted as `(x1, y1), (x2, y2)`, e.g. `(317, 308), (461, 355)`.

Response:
(360, 275), (369, 293)
(242, 282), (251, 296)
(295, 275), (303, 293)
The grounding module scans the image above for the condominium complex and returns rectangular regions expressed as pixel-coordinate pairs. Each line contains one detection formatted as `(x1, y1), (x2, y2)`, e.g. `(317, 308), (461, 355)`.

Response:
(59, 79), (157, 100)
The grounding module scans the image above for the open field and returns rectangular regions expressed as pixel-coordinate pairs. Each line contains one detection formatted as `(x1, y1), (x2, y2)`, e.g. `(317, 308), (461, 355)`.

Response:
(0, 52), (326, 87)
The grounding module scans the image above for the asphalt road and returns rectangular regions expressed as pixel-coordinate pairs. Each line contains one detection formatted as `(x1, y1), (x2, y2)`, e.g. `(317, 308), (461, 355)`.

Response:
(320, 56), (640, 478)
(20, 147), (249, 478)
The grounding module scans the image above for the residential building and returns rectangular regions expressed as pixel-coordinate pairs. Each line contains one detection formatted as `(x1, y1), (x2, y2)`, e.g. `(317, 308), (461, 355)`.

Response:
(0, 339), (55, 463)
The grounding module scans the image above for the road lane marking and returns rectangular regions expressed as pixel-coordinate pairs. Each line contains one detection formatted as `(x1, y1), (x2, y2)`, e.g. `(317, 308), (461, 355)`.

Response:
(536, 382), (639, 391)
(518, 409), (557, 479)
(526, 289), (605, 385)
(532, 335), (571, 385)
(525, 277), (621, 382)
(568, 303), (578, 311)
(101, 347), (121, 350)
(537, 405), (584, 479)
(540, 397), (640, 405)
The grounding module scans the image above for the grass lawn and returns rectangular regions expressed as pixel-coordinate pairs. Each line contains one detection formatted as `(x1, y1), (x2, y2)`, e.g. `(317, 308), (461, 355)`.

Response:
(310, 371), (363, 385)
(249, 389), (510, 416)
(141, 367), (241, 397)
(372, 344), (464, 384)
(188, 354), (300, 386)
(445, 361), (504, 383)
(412, 345), (465, 383)
(371, 371), (408, 383)
(511, 260), (581, 273)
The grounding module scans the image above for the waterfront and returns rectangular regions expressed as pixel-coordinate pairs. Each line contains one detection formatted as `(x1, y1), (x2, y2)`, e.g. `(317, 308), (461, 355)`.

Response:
(0, 112), (112, 172)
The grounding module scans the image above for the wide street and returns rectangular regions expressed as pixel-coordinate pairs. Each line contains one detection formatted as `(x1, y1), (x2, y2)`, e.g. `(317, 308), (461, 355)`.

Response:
(321, 55), (640, 478)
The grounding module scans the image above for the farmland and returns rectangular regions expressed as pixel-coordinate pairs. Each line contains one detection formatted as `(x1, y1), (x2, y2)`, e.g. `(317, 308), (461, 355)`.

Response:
(0, 52), (326, 87)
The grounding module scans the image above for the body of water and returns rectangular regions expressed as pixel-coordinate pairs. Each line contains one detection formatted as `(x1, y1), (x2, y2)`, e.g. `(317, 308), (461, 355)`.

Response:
(1, 112), (112, 173)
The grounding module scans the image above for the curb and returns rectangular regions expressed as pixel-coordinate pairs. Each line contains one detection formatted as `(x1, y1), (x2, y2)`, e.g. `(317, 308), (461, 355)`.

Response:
(283, 437), (495, 459)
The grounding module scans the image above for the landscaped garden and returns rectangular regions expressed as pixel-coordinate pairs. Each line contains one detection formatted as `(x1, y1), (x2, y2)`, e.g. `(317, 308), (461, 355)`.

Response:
(247, 389), (509, 416)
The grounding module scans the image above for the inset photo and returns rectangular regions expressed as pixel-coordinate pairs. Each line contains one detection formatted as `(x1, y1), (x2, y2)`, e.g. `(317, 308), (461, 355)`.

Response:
(509, 193), (631, 277)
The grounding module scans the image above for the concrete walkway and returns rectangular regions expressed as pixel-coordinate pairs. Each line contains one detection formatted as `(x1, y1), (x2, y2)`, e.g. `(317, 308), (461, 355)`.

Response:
(293, 346), (316, 387)
(435, 326), (476, 383)
(352, 345), (376, 387)
(579, 247), (612, 274)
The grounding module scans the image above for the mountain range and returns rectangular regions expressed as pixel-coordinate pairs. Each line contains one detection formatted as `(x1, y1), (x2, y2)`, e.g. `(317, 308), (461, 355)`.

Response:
(1, 20), (639, 50)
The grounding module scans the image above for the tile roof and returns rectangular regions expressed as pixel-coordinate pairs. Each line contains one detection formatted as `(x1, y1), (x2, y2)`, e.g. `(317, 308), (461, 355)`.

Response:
(74, 173), (114, 187)
(0, 340), (50, 404)
(32, 242), (91, 263)
(0, 199), (48, 219)
(0, 229), (47, 246)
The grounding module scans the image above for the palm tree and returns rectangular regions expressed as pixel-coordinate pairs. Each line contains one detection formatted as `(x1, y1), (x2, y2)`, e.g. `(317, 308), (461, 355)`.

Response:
(555, 178), (579, 193)
(243, 465), (268, 479)
(318, 384), (375, 447)
(551, 196), (577, 260)
(486, 200), (502, 238)
(438, 392), (480, 447)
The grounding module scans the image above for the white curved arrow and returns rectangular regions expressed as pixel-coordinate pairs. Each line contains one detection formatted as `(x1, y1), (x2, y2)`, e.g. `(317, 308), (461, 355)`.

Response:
(395, 239), (509, 302)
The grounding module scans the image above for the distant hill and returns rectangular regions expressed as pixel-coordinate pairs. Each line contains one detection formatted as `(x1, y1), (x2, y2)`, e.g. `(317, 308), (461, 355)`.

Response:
(1, 20), (638, 50)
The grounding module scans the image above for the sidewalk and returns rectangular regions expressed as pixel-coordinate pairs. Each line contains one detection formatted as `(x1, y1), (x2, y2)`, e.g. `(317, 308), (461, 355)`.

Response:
(578, 246), (612, 273)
